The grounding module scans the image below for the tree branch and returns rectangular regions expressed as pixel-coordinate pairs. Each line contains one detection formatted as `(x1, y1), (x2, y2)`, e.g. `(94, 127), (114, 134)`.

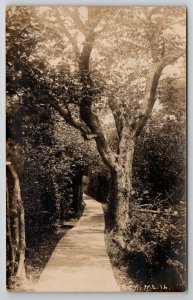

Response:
(133, 49), (185, 138)
(133, 61), (164, 137)
(142, 8), (162, 62)
(39, 90), (95, 140)
(72, 8), (117, 169)
(80, 99), (117, 169)
(108, 96), (125, 138)
(64, 104), (97, 140)
(64, 8), (87, 35)
(79, 8), (102, 75)
(19, 60), (98, 140)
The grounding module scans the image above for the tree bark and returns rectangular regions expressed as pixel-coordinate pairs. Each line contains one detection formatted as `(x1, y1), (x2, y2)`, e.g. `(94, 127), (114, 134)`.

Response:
(106, 134), (135, 233)
(7, 164), (27, 287)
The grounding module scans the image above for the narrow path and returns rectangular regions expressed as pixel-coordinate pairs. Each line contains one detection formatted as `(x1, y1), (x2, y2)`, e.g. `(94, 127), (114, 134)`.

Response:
(34, 194), (119, 292)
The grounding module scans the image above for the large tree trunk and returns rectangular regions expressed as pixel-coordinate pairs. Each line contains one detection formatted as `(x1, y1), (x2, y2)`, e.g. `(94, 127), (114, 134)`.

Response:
(106, 136), (135, 235)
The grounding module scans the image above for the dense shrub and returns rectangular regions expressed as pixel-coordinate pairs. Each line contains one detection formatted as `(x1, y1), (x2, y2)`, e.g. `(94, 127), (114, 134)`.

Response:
(124, 198), (186, 291)
(125, 111), (186, 291)
(133, 115), (185, 205)
(7, 91), (99, 236)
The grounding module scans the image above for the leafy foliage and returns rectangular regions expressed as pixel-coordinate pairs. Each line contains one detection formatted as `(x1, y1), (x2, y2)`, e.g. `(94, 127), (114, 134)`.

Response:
(124, 199), (186, 291)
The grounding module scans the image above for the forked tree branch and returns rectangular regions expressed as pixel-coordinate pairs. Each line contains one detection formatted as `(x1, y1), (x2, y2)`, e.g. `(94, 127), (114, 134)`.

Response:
(71, 8), (117, 169)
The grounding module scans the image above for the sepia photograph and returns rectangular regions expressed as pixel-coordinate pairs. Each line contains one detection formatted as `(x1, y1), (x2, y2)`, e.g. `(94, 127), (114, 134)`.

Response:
(6, 6), (186, 292)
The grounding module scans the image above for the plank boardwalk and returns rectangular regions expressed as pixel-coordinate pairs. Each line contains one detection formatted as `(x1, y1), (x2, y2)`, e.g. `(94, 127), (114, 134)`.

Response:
(34, 194), (119, 292)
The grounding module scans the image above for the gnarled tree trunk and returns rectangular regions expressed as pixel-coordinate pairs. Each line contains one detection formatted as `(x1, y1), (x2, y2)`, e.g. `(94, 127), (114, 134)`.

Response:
(106, 136), (135, 234)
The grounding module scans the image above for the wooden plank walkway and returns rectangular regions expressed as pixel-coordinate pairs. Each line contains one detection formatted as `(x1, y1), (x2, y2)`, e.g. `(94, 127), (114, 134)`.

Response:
(34, 195), (119, 292)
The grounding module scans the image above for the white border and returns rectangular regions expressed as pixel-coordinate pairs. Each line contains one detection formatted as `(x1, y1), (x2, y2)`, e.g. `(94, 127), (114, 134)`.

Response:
(0, 1), (192, 299)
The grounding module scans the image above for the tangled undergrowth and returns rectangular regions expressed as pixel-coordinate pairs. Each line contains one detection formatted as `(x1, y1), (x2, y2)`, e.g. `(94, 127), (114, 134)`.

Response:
(107, 197), (186, 292)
